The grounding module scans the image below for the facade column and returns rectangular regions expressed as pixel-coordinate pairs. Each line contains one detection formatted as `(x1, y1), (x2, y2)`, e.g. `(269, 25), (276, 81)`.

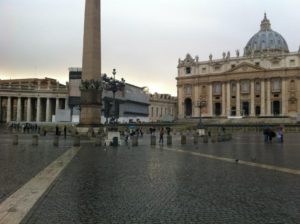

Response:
(221, 83), (226, 116)
(46, 98), (51, 122)
(27, 97), (31, 122)
(194, 85), (199, 116)
(16, 97), (21, 122)
(266, 79), (271, 115)
(250, 80), (255, 116)
(208, 84), (213, 116)
(226, 82), (231, 116)
(36, 97), (41, 122)
(7, 97), (11, 123)
(236, 81), (240, 116)
(260, 79), (265, 116)
(178, 87), (184, 119)
(281, 78), (286, 115)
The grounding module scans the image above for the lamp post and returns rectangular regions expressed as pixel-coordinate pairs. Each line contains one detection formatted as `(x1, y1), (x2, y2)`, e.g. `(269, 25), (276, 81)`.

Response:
(196, 99), (207, 134)
(102, 69), (125, 128)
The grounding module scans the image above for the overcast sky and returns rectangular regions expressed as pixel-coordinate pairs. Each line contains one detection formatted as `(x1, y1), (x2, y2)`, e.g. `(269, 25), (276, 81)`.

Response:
(1, 0), (300, 95)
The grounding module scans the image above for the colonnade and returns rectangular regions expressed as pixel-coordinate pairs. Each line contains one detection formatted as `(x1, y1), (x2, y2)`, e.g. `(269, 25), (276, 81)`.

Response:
(0, 96), (68, 123)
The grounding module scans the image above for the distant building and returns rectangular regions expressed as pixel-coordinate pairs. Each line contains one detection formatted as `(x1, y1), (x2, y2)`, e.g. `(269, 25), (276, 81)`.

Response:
(148, 93), (177, 122)
(68, 68), (150, 123)
(177, 14), (300, 119)
(0, 78), (69, 123)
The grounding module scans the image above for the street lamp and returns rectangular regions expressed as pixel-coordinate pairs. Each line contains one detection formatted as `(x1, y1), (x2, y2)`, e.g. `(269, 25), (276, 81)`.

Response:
(196, 99), (207, 135)
(102, 69), (125, 128)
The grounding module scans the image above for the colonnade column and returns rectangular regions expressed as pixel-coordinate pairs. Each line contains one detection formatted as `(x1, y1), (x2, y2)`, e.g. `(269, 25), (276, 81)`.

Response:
(16, 97), (21, 122)
(281, 78), (286, 115)
(56, 98), (60, 112)
(250, 80), (255, 116)
(65, 97), (69, 110)
(221, 83), (226, 116)
(226, 82), (231, 116)
(36, 97), (41, 122)
(260, 79), (265, 116)
(7, 97), (11, 122)
(266, 79), (271, 115)
(208, 84), (213, 116)
(236, 81), (240, 116)
(46, 98), (50, 122)
(27, 97), (31, 122)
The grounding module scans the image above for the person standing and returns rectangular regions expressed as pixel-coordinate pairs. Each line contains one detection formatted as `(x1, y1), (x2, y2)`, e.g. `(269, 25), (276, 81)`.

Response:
(64, 126), (67, 139)
(159, 127), (164, 144)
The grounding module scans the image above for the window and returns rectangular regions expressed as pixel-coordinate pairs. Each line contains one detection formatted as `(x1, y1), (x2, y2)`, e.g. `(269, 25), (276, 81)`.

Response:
(272, 79), (281, 92)
(202, 67), (207, 72)
(231, 83), (237, 95)
(255, 81), (260, 92)
(255, 62), (260, 66)
(213, 83), (222, 95)
(241, 80), (250, 93)
(184, 85), (192, 95)
(185, 67), (191, 74)
(156, 108), (158, 116)
(290, 80), (296, 90)
(290, 60), (295, 66)
(151, 107), (154, 117)
(231, 64), (236, 69)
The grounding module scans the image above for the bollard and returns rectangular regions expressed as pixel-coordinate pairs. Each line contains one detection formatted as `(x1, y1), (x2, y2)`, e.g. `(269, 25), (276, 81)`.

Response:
(32, 135), (39, 146)
(211, 136), (216, 143)
(151, 135), (156, 146)
(12, 135), (18, 145)
(193, 135), (198, 144)
(203, 135), (208, 143)
(167, 135), (172, 146)
(95, 137), (102, 147)
(181, 135), (186, 145)
(73, 135), (80, 147)
(53, 136), (59, 147)
(217, 134), (222, 142)
(132, 136), (138, 147)
(112, 137), (119, 147)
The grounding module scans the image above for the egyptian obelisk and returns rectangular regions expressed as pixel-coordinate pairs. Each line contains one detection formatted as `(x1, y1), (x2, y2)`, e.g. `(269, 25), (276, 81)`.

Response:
(80, 0), (102, 126)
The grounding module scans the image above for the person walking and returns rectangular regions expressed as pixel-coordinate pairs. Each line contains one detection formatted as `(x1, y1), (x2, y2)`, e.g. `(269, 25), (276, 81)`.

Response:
(277, 127), (283, 143)
(159, 127), (164, 144)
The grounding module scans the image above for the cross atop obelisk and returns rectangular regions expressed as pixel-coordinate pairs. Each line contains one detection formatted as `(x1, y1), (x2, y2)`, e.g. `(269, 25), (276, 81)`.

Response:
(79, 0), (102, 126)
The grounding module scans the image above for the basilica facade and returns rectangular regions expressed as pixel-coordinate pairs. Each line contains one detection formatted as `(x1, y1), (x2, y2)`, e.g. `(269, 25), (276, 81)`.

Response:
(177, 14), (300, 119)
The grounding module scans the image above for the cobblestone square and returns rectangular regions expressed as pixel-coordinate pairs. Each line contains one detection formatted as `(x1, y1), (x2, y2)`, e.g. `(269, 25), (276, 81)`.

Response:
(0, 132), (294, 224)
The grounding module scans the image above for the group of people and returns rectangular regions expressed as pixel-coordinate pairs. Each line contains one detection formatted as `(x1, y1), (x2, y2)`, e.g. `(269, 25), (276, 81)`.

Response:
(123, 126), (171, 145)
(263, 126), (283, 143)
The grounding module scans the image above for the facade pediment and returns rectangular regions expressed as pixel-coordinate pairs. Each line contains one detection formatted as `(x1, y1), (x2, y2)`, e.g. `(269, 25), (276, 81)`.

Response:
(225, 62), (265, 74)
(178, 53), (196, 68)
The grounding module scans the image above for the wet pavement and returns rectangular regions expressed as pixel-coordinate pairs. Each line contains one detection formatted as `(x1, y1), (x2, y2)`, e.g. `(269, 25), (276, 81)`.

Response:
(19, 133), (300, 224)
(0, 131), (72, 204)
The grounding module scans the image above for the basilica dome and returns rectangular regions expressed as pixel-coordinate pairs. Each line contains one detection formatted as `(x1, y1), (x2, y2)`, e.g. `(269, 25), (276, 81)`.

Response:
(244, 14), (289, 57)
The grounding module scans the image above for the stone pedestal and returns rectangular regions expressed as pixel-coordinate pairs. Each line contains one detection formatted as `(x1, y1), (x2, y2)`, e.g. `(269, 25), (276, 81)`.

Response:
(181, 135), (186, 145)
(73, 136), (80, 147)
(151, 135), (156, 146)
(193, 135), (198, 144)
(53, 136), (59, 147)
(132, 136), (138, 147)
(32, 135), (39, 146)
(13, 135), (18, 145)
(167, 135), (172, 146)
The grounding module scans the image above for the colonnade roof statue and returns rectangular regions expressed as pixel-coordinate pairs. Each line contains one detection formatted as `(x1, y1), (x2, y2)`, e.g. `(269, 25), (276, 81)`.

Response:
(244, 13), (289, 57)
